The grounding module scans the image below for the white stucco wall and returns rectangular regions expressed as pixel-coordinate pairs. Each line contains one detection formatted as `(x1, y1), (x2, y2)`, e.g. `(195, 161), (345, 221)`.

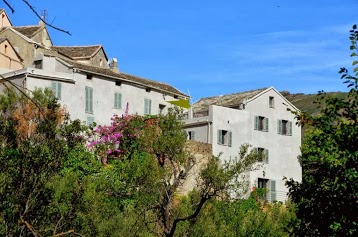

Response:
(183, 88), (302, 202)
(24, 61), (185, 126)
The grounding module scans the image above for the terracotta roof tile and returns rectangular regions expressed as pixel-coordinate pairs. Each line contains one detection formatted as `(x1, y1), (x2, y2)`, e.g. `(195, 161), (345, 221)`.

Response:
(12, 26), (42, 38)
(193, 88), (268, 111)
(43, 50), (188, 98)
(51, 45), (102, 59)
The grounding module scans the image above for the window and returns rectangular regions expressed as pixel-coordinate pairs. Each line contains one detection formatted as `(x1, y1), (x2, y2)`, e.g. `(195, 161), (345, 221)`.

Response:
(277, 119), (292, 135)
(85, 86), (93, 113)
(115, 80), (121, 86)
(144, 98), (152, 115)
(257, 178), (276, 202)
(158, 104), (166, 114)
(86, 74), (93, 80)
(51, 81), (62, 100)
(254, 147), (269, 164)
(217, 129), (232, 146)
(269, 96), (274, 108)
(87, 116), (95, 126)
(34, 60), (42, 69)
(188, 131), (195, 140)
(145, 88), (151, 92)
(114, 92), (122, 109)
(254, 116), (269, 132)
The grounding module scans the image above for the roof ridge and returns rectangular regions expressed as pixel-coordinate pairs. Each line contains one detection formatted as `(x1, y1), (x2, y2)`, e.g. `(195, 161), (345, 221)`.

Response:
(13, 25), (41, 28)
(52, 44), (102, 48)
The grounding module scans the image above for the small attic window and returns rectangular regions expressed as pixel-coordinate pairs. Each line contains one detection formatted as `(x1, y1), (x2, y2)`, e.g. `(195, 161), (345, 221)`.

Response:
(100, 59), (103, 67)
(174, 95), (179, 99)
(34, 60), (42, 69)
(115, 81), (121, 86)
(86, 74), (93, 80)
(4, 44), (7, 54)
(145, 88), (151, 93)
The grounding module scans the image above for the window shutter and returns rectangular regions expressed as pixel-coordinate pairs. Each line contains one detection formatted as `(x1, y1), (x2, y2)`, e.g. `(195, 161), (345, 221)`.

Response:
(85, 86), (89, 112)
(114, 93), (118, 109)
(270, 180), (276, 202)
(289, 121), (292, 136)
(217, 130), (222, 144)
(265, 118), (269, 132)
(57, 82), (62, 100)
(192, 131), (195, 140)
(254, 116), (258, 130)
(89, 87), (93, 113)
(277, 120), (281, 134)
(253, 147), (258, 154)
(228, 131), (232, 147)
(149, 99), (152, 114)
(265, 149), (269, 164)
(51, 81), (57, 95)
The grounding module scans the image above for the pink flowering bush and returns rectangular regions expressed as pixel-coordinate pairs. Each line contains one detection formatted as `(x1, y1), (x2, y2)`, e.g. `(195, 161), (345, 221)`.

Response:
(87, 104), (146, 164)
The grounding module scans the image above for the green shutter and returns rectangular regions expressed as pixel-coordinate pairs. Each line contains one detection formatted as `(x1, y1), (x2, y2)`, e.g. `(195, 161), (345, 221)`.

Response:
(51, 81), (57, 95)
(89, 87), (93, 113)
(254, 116), (258, 130)
(114, 93), (122, 109)
(265, 149), (269, 164)
(277, 120), (281, 134)
(149, 99), (152, 114)
(192, 131), (195, 140)
(270, 180), (276, 202)
(228, 131), (232, 147)
(57, 82), (62, 100)
(217, 130), (222, 144)
(85, 86), (89, 112)
(265, 118), (269, 132)
(289, 121), (292, 136)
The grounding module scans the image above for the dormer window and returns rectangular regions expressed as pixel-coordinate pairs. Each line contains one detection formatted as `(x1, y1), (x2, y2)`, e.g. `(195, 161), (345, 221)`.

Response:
(86, 74), (93, 80)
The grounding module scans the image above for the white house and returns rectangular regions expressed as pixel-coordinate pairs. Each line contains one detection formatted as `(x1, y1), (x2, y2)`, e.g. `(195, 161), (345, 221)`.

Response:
(183, 87), (302, 202)
(0, 8), (189, 125)
(0, 51), (189, 125)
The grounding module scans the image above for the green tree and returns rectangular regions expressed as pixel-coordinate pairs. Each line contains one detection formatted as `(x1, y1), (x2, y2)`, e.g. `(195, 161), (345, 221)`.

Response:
(285, 25), (358, 236)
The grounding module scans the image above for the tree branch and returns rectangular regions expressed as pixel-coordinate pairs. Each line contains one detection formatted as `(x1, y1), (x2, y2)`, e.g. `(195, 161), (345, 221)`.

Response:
(18, 0), (72, 35)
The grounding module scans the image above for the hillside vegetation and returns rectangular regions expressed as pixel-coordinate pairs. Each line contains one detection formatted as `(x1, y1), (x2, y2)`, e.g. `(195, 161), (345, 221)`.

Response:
(282, 91), (348, 115)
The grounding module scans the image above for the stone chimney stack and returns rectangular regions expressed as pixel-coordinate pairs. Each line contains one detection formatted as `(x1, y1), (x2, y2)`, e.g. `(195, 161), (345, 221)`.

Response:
(109, 58), (119, 73)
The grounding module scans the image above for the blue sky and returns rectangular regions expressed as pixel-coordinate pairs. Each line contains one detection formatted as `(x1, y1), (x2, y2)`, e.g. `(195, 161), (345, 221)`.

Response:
(4, 0), (358, 102)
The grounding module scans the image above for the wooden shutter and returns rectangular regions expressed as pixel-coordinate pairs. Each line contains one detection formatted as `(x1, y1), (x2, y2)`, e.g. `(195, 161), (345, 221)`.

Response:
(254, 116), (258, 130)
(270, 180), (276, 202)
(289, 121), (292, 136)
(191, 131), (195, 140)
(265, 118), (269, 132)
(265, 149), (269, 164)
(277, 120), (282, 134)
(114, 93), (121, 109)
(85, 86), (89, 112)
(89, 87), (93, 113)
(144, 99), (151, 115)
(149, 99), (152, 114)
(51, 81), (57, 97)
(228, 131), (232, 147)
(217, 130), (222, 144)
(57, 82), (62, 100)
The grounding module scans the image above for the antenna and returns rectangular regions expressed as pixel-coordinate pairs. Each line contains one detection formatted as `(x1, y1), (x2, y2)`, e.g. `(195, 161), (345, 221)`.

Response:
(41, 10), (48, 21)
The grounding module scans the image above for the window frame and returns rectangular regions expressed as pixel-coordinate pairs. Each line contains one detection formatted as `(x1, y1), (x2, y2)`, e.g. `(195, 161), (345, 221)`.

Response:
(144, 98), (152, 115)
(277, 119), (292, 136)
(51, 81), (62, 100)
(254, 147), (269, 164)
(114, 92), (122, 109)
(269, 96), (275, 108)
(217, 129), (232, 146)
(254, 116), (269, 132)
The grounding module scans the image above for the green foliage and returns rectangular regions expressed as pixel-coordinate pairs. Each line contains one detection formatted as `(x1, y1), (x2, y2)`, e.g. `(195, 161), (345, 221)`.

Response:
(286, 25), (358, 236)
(174, 197), (296, 237)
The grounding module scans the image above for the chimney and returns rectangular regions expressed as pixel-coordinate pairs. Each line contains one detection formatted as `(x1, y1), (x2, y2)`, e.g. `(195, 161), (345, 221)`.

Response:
(109, 58), (119, 72)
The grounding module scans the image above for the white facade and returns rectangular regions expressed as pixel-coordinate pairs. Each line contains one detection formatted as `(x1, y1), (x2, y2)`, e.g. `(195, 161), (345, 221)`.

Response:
(0, 55), (189, 126)
(183, 87), (302, 202)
